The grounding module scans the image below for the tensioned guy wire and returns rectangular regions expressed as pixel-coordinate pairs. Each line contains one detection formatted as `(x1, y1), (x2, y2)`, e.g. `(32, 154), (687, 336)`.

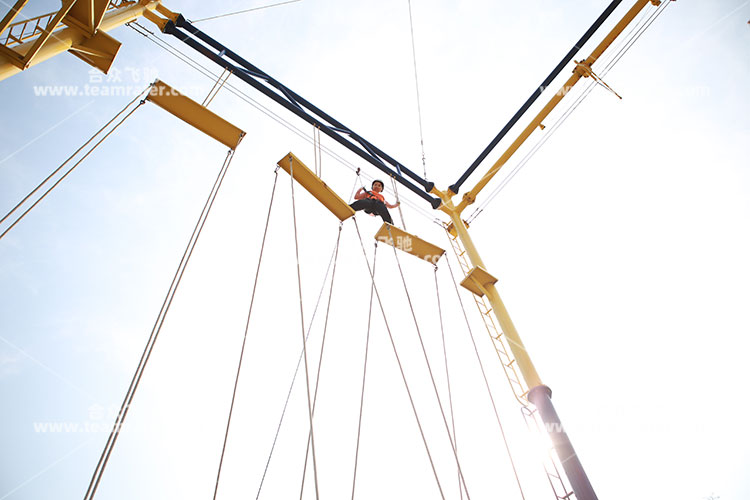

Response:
(83, 148), (237, 500)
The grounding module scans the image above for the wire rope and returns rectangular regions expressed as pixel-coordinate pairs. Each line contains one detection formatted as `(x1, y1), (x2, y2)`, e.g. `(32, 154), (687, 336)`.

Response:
(312, 125), (322, 177)
(299, 223), (344, 500)
(349, 168), (364, 202)
(83, 148), (237, 500)
(433, 265), (462, 500)
(288, 156), (321, 500)
(385, 226), (471, 499)
(255, 231), (347, 500)
(389, 176), (407, 231)
(440, 240), (526, 500)
(191, 0), (303, 23)
(406, 0), (428, 179)
(212, 166), (281, 500)
(602, 0), (672, 73)
(0, 87), (151, 241)
(203, 68), (232, 107)
(352, 219), (446, 500)
(350, 241), (378, 500)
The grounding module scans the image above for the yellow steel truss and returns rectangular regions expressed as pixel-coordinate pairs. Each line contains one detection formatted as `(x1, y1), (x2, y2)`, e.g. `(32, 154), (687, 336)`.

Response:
(0, 0), (162, 80)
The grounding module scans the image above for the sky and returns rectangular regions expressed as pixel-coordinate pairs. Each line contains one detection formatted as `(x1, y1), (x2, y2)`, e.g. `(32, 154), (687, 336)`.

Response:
(1, 1), (749, 499)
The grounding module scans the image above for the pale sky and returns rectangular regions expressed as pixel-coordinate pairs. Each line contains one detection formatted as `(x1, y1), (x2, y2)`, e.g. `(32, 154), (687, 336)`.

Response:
(1, 1), (749, 500)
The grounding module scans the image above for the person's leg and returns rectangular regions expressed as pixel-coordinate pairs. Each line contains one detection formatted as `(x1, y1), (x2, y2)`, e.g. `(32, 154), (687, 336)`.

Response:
(372, 201), (394, 225)
(350, 199), (375, 213)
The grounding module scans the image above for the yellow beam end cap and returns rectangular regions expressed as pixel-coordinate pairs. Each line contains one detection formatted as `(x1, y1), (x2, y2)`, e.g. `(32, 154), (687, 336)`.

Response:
(277, 152), (355, 221)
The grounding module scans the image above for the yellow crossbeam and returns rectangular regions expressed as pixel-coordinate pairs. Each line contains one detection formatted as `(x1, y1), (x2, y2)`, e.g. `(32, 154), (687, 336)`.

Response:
(147, 80), (245, 150)
(277, 152), (355, 221)
(374, 223), (445, 264)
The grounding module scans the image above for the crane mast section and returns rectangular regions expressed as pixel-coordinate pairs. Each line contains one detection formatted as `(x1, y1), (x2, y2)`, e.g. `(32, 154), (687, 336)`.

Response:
(454, 0), (661, 214)
(157, 15), (441, 209)
(0, 1), (164, 80)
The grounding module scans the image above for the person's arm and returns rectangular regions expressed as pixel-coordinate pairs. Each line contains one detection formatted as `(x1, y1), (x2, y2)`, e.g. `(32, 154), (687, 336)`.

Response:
(353, 187), (367, 200)
(385, 199), (400, 209)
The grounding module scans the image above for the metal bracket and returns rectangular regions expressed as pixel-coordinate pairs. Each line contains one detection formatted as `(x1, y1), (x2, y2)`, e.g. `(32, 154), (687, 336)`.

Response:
(574, 60), (622, 99)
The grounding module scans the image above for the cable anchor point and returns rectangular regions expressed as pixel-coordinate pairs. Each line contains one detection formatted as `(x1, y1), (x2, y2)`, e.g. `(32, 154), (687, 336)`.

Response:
(574, 60), (623, 100)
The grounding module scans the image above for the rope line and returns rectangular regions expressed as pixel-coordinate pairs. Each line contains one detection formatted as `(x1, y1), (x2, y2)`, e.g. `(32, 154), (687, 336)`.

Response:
(352, 219), (446, 499)
(289, 156), (321, 500)
(603, 1), (671, 73)
(203, 68), (232, 107)
(406, 0), (428, 178)
(83, 148), (237, 500)
(350, 241), (378, 500)
(0, 88), (151, 241)
(434, 265), (462, 500)
(390, 176), (407, 231)
(212, 167), (280, 500)
(255, 232), (347, 500)
(299, 223), (344, 499)
(349, 168), (364, 202)
(312, 125), (322, 177)
(385, 225), (472, 500)
(442, 251), (526, 500)
(191, 0), (303, 23)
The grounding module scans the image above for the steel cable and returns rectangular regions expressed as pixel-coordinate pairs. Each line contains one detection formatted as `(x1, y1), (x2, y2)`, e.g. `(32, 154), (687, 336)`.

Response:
(288, 156), (321, 500)
(212, 167), (281, 500)
(350, 241), (378, 500)
(434, 265), (462, 500)
(83, 148), (237, 500)
(440, 232), (526, 500)
(352, 219), (446, 499)
(255, 231), (347, 500)
(0, 88), (151, 241)
(299, 223), (344, 499)
(385, 226), (472, 499)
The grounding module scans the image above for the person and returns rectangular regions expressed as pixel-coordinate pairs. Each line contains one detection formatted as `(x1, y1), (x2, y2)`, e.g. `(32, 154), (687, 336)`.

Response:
(350, 179), (400, 225)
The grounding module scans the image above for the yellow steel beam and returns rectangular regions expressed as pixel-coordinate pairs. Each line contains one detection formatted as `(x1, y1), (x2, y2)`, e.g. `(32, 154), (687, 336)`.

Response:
(455, 0), (657, 214)
(0, 0), (30, 36)
(64, 0), (112, 35)
(147, 80), (246, 150)
(0, 44), (22, 68)
(0, 1), (162, 81)
(435, 188), (543, 389)
(277, 152), (355, 221)
(374, 223), (445, 264)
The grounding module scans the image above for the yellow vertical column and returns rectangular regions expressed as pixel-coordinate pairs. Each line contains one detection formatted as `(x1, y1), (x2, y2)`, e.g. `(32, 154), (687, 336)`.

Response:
(441, 196), (542, 390)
